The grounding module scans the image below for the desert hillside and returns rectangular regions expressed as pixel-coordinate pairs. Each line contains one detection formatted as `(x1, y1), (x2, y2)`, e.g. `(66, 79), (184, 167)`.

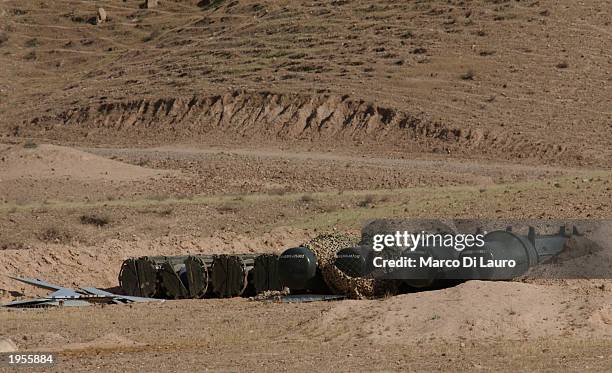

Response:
(0, 0), (610, 165)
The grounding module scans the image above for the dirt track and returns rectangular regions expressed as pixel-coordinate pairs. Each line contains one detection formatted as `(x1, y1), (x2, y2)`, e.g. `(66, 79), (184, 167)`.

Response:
(0, 0), (611, 371)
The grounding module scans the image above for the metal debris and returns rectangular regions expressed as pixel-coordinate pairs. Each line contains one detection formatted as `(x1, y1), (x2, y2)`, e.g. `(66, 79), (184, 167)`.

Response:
(2, 276), (163, 308)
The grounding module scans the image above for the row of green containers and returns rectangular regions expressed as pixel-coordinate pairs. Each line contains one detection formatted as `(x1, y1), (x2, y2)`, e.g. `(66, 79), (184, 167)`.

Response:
(118, 254), (282, 299)
(119, 226), (578, 299)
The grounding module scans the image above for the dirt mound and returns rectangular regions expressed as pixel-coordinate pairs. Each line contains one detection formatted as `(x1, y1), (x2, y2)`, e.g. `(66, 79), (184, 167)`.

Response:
(313, 280), (612, 342)
(24, 91), (575, 162)
(0, 144), (169, 181)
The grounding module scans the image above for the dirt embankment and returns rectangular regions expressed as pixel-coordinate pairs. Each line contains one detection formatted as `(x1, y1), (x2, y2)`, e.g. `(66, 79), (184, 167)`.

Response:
(0, 143), (170, 181)
(24, 91), (578, 164)
(314, 280), (612, 343)
(0, 143), (176, 203)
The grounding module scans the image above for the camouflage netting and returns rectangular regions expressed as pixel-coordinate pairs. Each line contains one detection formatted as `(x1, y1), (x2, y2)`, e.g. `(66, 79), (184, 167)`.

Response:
(304, 233), (398, 299)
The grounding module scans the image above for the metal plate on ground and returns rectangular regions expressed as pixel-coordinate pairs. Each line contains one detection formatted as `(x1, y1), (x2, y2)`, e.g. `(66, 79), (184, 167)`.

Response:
(267, 294), (346, 303)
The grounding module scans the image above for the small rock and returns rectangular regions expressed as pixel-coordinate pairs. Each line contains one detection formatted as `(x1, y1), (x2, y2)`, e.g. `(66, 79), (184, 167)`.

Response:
(145, 0), (158, 8)
(97, 8), (107, 24)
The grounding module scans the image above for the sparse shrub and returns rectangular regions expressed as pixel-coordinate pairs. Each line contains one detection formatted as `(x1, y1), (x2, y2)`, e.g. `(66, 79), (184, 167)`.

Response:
(267, 187), (290, 196)
(137, 158), (150, 166)
(357, 194), (376, 208)
(142, 29), (160, 43)
(24, 38), (38, 48)
(68, 14), (96, 24)
(198, 0), (225, 10)
(150, 194), (169, 201)
(319, 204), (338, 213)
(80, 214), (110, 227)
(300, 194), (315, 203)
(460, 69), (475, 80)
(287, 52), (307, 60)
(157, 208), (173, 217)
(24, 51), (36, 60)
(23, 140), (37, 148)
(39, 227), (72, 243)
(1, 242), (28, 250)
(216, 203), (238, 214)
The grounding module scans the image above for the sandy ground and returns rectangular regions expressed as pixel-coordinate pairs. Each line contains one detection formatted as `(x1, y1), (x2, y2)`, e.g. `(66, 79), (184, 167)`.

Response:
(0, 0), (611, 371)
(0, 281), (611, 371)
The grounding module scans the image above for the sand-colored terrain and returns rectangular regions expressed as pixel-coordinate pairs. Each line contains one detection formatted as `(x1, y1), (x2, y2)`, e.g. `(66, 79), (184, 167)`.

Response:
(0, 0), (610, 371)
(1, 280), (611, 371)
